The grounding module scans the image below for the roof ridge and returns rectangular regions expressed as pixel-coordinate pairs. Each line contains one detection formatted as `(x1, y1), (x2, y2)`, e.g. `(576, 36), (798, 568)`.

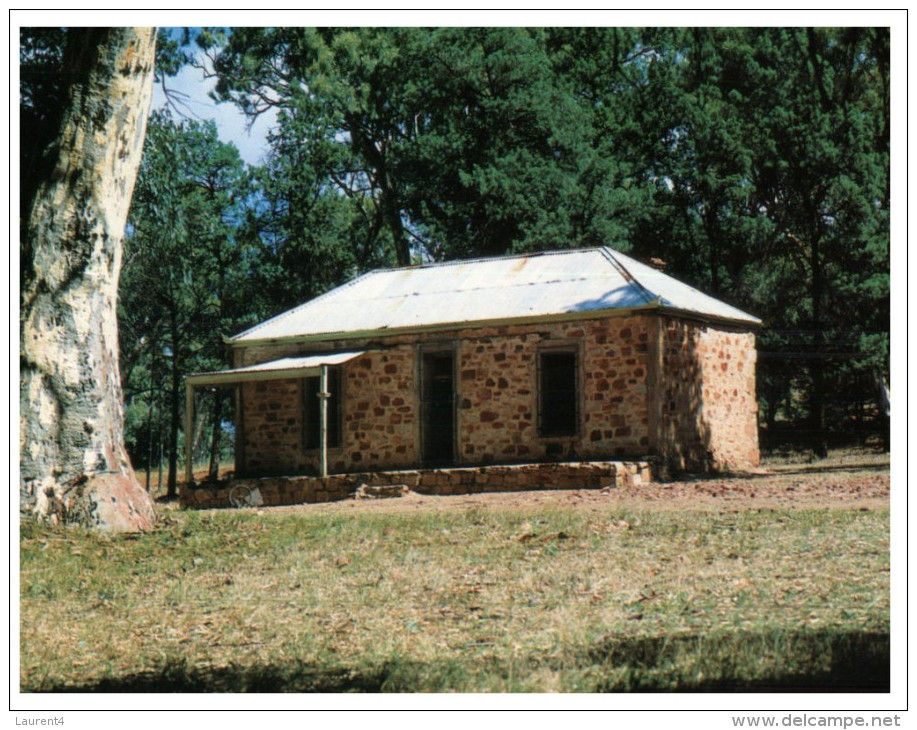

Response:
(598, 247), (659, 306)
(374, 247), (606, 274)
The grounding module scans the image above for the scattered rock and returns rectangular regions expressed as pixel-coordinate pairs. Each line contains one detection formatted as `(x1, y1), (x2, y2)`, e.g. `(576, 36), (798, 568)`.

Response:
(515, 522), (537, 541)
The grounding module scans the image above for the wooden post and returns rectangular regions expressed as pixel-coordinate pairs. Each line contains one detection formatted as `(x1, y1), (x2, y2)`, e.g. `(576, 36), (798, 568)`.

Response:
(319, 365), (329, 478)
(185, 381), (195, 486)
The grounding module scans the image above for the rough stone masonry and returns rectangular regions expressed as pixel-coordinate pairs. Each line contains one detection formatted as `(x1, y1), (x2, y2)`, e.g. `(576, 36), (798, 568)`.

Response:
(229, 312), (758, 481)
(182, 460), (654, 509)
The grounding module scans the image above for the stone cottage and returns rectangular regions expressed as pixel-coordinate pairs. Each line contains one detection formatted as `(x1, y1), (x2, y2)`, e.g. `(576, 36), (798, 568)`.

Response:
(185, 248), (760, 491)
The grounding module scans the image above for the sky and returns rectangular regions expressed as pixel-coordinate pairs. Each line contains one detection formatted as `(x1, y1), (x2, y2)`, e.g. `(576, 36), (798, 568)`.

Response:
(150, 39), (277, 167)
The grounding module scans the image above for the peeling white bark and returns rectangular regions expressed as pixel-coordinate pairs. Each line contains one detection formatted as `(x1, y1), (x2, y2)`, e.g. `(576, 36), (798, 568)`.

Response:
(20, 28), (158, 531)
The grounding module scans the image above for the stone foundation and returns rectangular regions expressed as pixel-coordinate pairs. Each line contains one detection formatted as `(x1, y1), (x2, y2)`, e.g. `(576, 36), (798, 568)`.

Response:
(180, 460), (653, 509)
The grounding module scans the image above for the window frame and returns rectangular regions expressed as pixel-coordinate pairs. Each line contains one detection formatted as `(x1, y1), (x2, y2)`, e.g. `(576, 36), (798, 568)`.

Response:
(536, 343), (582, 439)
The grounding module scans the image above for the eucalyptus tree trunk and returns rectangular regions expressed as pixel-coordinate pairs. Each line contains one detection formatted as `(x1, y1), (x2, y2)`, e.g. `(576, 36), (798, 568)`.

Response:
(20, 28), (157, 531)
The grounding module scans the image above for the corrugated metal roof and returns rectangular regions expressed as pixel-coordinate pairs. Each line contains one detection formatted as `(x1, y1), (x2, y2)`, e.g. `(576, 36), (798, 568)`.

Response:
(232, 248), (760, 344)
(187, 351), (365, 384)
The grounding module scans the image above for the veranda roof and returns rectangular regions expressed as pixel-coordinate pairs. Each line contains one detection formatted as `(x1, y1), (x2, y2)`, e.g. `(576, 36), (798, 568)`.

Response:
(186, 351), (365, 387)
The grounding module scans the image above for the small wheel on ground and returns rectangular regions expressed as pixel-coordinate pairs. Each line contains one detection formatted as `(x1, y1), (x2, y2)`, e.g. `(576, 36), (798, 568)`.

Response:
(229, 485), (255, 508)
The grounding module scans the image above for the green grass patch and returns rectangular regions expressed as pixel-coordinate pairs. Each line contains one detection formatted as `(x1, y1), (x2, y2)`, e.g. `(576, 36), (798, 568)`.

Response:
(20, 505), (889, 692)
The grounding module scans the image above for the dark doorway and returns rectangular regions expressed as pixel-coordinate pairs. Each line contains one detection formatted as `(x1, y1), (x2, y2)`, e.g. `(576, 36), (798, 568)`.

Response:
(302, 368), (342, 450)
(538, 350), (578, 437)
(421, 351), (455, 466)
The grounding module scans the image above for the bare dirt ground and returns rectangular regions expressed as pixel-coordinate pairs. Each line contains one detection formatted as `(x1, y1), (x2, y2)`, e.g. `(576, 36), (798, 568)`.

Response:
(251, 452), (890, 518)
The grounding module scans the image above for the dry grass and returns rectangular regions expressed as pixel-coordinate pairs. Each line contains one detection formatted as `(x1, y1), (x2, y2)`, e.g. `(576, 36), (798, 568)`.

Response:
(20, 462), (890, 693)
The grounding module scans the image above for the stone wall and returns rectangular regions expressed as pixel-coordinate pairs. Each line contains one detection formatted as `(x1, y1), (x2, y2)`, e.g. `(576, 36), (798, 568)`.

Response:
(454, 317), (651, 464)
(236, 349), (419, 476)
(234, 315), (653, 475)
(181, 460), (654, 509)
(230, 312), (757, 477)
(238, 378), (304, 476)
(655, 317), (759, 472)
(340, 347), (418, 470)
(695, 325), (759, 469)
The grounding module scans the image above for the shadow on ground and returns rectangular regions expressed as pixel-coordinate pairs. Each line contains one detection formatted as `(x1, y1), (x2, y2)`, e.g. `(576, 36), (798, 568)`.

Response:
(764, 462), (890, 477)
(587, 629), (889, 693)
(692, 461), (890, 482)
(42, 663), (390, 693)
(33, 629), (888, 693)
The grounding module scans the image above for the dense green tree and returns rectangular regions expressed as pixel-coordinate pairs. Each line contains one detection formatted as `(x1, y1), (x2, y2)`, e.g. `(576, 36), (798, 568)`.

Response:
(568, 27), (890, 450)
(394, 27), (604, 258)
(745, 28), (889, 449)
(202, 27), (654, 264)
(244, 110), (390, 313)
(202, 28), (413, 265)
(192, 26), (890, 454)
(715, 30), (885, 448)
(543, 27), (668, 253)
(121, 111), (257, 493)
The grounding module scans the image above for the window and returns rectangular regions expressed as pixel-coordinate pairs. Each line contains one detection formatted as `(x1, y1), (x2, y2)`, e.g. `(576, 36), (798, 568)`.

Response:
(303, 368), (342, 449)
(539, 350), (578, 437)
